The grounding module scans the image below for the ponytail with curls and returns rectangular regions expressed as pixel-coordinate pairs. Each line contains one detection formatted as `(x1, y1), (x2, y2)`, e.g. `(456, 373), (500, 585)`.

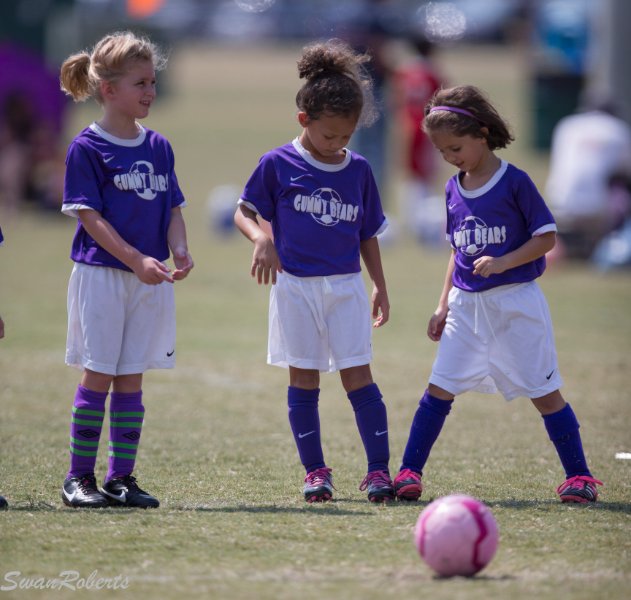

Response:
(295, 39), (377, 128)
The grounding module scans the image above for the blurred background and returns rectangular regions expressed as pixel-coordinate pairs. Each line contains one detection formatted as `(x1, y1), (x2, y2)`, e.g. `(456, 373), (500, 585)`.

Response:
(1, 0), (631, 268)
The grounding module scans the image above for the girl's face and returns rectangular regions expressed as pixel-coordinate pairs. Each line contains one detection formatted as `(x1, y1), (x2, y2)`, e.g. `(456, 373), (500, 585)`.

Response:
(298, 112), (358, 164)
(103, 60), (156, 123)
(428, 128), (491, 175)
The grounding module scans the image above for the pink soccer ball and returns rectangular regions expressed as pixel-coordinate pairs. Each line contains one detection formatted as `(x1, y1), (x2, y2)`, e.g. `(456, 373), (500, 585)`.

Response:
(414, 494), (499, 577)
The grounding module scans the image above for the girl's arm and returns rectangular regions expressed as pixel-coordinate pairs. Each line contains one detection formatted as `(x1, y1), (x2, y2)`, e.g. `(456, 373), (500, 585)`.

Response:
(168, 206), (194, 280)
(428, 249), (456, 341)
(78, 209), (173, 285)
(472, 231), (556, 278)
(360, 236), (389, 327)
(234, 204), (282, 285)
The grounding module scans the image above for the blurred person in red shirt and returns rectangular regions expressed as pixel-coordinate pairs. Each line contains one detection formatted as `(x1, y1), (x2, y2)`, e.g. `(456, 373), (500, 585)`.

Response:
(393, 33), (444, 242)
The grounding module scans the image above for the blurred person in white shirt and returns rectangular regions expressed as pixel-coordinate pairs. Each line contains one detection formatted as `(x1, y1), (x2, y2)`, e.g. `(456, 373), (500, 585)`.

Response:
(545, 95), (631, 259)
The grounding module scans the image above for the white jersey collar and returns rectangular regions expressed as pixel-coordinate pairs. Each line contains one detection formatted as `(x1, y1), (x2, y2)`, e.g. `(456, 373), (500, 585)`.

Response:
(292, 137), (351, 172)
(90, 122), (147, 147)
(456, 160), (508, 198)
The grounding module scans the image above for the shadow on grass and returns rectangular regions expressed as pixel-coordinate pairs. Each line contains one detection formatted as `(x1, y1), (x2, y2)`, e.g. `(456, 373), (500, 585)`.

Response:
(181, 504), (371, 515)
(431, 573), (517, 582)
(488, 498), (631, 513)
(6, 498), (628, 515)
(3, 501), (57, 511)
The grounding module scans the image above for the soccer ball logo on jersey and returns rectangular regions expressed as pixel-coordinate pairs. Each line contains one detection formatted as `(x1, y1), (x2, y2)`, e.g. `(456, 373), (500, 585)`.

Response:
(293, 187), (358, 227)
(454, 215), (506, 256)
(113, 160), (169, 200)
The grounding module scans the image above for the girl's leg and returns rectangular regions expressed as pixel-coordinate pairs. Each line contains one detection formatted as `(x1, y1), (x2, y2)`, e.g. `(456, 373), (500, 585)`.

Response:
(533, 390), (601, 502)
(101, 373), (159, 508)
(288, 367), (324, 473)
(106, 373), (144, 482)
(400, 384), (454, 474)
(395, 384), (454, 501)
(532, 390), (591, 477)
(340, 364), (389, 473)
(62, 369), (112, 508)
(289, 367), (333, 502)
(341, 365), (394, 502)
(67, 370), (112, 479)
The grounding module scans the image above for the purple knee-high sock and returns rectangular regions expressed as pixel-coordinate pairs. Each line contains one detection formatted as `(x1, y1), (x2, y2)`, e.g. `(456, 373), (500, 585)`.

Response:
(288, 386), (325, 473)
(106, 391), (145, 482)
(348, 383), (390, 473)
(543, 403), (591, 478)
(400, 389), (453, 474)
(67, 385), (107, 479)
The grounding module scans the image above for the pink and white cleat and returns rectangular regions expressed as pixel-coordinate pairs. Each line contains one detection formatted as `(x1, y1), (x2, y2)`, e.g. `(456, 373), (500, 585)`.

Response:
(557, 475), (603, 503)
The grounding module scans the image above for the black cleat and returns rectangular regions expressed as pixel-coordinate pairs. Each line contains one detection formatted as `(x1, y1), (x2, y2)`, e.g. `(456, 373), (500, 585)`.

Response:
(101, 475), (159, 508)
(359, 470), (395, 503)
(62, 474), (109, 508)
(303, 467), (334, 503)
(0, 495), (8, 509)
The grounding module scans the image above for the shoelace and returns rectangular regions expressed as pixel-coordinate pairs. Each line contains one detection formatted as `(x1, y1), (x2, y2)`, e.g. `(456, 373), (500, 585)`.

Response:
(305, 467), (333, 488)
(78, 475), (99, 492)
(397, 468), (421, 483)
(556, 475), (604, 494)
(359, 470), (392, 491)
(118, 475), (141, 492)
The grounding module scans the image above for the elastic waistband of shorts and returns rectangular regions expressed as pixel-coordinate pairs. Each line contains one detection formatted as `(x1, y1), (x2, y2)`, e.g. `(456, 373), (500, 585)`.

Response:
(455, 281), (533, 299)
(280, 271), (362, 283)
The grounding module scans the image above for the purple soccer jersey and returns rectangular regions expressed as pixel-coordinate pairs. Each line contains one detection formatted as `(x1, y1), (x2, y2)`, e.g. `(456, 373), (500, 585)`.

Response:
(240, 139), (387, 277)
(62, 123), (185, 271)
(445, 161), (557, 292)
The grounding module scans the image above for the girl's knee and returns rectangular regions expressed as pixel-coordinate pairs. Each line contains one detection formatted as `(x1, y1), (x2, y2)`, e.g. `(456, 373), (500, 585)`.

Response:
(289, 367), (320, 389)
(531, 390), (565, 415)
(340, 364), (373, 393)
(427, 383), (454, 400)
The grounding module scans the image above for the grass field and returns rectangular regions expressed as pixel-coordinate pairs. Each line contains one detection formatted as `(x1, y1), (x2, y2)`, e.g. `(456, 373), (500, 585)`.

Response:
(1, 42), (630, 599)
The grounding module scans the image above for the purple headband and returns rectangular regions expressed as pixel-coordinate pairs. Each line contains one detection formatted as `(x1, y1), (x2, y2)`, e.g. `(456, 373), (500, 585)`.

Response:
(430, 105), (478, 119)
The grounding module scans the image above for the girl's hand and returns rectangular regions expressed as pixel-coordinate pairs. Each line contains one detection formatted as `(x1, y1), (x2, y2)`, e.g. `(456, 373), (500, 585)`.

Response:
(132, 255), (174, 285)
(473, 255), (507, 278)
(251, 236), (282, 285)
(371, 287), (390, 328)
(427, 305), (448, 341)
(172, 248), (194, 280)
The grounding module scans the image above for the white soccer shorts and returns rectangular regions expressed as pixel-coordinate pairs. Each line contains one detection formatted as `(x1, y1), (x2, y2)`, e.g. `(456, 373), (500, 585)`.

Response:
(66, 262), (176, 376)
(268, 271), (373, 372)
(429, 281), (563, 400)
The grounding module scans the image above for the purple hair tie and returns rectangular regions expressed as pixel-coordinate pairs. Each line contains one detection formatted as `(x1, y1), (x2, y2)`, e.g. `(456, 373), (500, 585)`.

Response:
(430, 105), (478, 119)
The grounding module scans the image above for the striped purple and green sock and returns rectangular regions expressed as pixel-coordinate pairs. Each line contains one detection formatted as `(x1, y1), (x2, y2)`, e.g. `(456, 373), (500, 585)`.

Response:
(67, 385), (107, 479)
(106, 391), (145, 482)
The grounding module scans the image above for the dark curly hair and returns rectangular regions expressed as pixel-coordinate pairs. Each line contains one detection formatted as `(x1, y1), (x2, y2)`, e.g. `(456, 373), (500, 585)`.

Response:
(295, 39), (378, 128)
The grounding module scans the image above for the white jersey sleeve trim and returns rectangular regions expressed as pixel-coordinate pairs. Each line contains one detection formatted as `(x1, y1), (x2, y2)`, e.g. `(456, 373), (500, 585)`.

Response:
(374, 217), (389, 238)
(237, 198), (260, 215)
(61, 203), (96, 219)
(532, 223), (557, 236)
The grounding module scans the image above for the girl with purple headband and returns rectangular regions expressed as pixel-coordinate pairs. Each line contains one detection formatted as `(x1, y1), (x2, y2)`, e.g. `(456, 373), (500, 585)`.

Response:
(393, 85), (602, 504)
